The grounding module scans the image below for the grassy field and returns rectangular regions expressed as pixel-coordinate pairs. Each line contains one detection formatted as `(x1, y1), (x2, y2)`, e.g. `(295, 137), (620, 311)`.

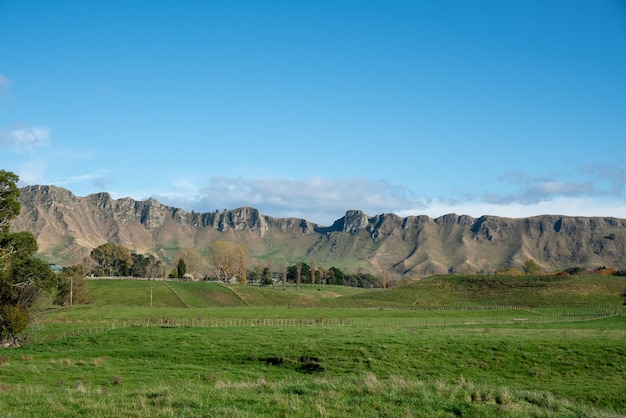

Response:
(1, 274), (625, 417)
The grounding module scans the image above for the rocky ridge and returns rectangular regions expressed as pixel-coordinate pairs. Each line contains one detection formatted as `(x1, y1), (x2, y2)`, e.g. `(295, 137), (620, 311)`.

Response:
(12, 185), (626, 276)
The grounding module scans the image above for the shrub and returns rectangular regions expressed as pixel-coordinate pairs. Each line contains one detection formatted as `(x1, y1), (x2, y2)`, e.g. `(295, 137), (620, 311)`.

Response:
(0, 305), (29, 345)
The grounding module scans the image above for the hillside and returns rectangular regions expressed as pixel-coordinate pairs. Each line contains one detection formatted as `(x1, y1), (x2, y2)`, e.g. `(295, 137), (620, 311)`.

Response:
(12, 185), (626, 276)
(81, 275), (626, 310)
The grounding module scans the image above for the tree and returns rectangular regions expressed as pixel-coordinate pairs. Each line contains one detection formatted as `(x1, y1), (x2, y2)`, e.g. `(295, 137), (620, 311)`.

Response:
(1, 171), (57, 345)
(0, 170), (20, 237)
(327, 266), (345, 285)
(209, 241), (246, 283)
(250, 265), (263, 284)
(310, 259), (316, 286)
(177, 258), (187, 278)
(237, 246), (247, 285)
(55, 265), (90, 305)
(318, 267), (327, 286)
(296, 261), (302, 288)
(90, 243), (133, 277)
(260, 266), (273, 286)
(523, 259), (540, 274)
(345, 273), (381, 288)
(174, 248), (204, 279)
(130, 253), (163, 278)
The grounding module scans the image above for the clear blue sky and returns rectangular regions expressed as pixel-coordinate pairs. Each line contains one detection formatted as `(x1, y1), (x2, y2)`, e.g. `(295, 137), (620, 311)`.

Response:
(1, 0), (625, 225)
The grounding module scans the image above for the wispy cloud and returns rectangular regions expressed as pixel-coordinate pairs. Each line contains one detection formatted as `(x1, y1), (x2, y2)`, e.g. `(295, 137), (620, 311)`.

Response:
(484, 164), (625, 206)
(0, 126), (51, 150)
(484, 180), (595, 205)
(53, 169), (112, 190)
(17, 158), (48, 186)
(101, 162), (626, 224)
(154, 176), (418, 225)
(580, 163), (626, 196)
(405, 164), (626, 219)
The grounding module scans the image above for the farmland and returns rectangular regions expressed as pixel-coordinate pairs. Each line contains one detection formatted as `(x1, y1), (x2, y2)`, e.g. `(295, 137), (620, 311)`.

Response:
(1, 274), (625, 417)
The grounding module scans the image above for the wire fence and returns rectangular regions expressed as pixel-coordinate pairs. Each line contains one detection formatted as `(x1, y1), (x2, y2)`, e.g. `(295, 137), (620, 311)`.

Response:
(28, 307), (622, 344)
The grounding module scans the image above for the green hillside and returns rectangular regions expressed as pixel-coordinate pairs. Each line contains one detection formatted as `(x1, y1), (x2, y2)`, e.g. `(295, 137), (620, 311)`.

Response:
(85, 274), (626, 310)
(87, 280), (371, 309)
(347, 274), (626, 308)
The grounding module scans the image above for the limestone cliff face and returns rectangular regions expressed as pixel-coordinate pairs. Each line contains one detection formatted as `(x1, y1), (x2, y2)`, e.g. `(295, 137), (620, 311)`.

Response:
(12, 185), (626, 276)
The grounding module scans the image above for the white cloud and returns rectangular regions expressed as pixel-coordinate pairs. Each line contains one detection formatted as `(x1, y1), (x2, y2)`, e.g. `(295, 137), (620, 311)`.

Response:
(154, 176), (417, 225)
(0, 126), (51, 149)
(397, 197), (626, 220)
(581, 163), (626, 196)
(487, 163), (626, 206)
(53, 169), (111, 190)
(127, 166), (626, 225)
(17, 158), (48, 185)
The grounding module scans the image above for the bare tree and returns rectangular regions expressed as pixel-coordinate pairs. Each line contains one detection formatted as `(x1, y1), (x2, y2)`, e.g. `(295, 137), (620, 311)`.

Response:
(237, 245), (247, 285)
(209, 241), (246, 283)
(175, 248), (204, 279)
(267, 258), (273, 283)
(318, 266), (327, 287)
(296, 261), (302, 288)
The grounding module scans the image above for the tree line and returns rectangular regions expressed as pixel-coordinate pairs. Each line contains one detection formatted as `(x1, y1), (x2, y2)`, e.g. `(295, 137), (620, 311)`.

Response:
(86, 241), (392, 289)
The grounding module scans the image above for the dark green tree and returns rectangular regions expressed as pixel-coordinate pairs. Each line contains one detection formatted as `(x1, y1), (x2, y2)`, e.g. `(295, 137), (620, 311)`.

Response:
(130, 253), (163, 278)
(327, 266), (345, 285)
(177, 258), (187, 278)
(1, 170), (57, 345)
(90, 242), (133, 277)
(260, 266), (273, 286)
(287, 262), (310, 284)
(0, 170), (20, 236)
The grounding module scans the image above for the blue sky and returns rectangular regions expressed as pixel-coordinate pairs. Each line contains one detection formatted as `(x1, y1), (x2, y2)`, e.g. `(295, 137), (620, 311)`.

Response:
(1, 1), (625, 225)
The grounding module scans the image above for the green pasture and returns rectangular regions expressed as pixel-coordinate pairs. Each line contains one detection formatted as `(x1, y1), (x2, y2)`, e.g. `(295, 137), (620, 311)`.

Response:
(350, 274), (626, 308)
(1, 274), (625, 417)
(86, 274), (626, 310)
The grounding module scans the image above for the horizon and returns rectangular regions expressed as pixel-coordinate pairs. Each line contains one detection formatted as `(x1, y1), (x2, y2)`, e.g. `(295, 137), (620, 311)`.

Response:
(2, 1), (625, 225)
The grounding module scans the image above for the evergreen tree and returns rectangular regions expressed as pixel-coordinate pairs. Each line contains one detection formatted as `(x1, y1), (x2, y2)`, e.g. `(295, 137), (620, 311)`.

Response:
(1, 170), (56, 345)
(177, 258), (187, 278)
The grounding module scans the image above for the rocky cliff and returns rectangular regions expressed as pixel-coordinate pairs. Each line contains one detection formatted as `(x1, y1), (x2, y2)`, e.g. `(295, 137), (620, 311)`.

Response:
(12, 185), (626, 276)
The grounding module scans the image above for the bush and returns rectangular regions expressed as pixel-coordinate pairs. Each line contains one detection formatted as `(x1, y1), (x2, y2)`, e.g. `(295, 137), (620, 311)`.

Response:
(0, 305), (29, 345)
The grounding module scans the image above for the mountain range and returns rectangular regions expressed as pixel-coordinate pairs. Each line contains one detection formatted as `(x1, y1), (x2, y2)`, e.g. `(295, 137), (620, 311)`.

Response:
(11, 185), (626, 277)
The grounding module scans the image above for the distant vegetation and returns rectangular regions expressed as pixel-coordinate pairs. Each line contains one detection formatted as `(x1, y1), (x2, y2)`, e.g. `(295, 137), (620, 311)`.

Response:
(86, 241), (389, 288)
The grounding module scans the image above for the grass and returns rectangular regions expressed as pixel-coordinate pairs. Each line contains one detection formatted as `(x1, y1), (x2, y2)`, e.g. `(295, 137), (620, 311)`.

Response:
(348, 274), (626, 308)
(86, 274), (626, 310)
(1, 274), (626, 416)
(2, 320), (626, 416)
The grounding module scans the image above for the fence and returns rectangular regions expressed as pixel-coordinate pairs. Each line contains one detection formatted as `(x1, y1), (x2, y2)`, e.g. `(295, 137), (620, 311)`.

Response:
(28, 308), (621, 344)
